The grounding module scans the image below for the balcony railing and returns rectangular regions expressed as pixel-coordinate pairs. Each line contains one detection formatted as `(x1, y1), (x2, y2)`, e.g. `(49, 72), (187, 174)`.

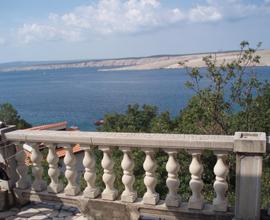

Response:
(1, 128), (269, 220)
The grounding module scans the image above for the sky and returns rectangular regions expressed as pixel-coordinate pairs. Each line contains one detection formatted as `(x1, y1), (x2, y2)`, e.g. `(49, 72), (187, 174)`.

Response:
(0, 0), (269, 63)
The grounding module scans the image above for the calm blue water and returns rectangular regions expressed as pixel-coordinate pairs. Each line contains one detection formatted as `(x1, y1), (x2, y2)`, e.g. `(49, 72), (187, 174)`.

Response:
(0, 67), (269, 131)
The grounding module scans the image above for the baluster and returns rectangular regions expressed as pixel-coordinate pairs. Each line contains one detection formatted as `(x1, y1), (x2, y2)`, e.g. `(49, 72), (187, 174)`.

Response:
(143, 149), (159, 205)
(213, 152), (229, 211)
(165, 150), (181, 207)
(120, 147), (137, 203)
(100, 146), (118, 200)
(47, 144), (63, 193)
(14, 142), (30, 189)
(30, 143), (46, 191)
(188, 150), (204, 209)
(63, 144), (80, 196)
(81, 145), (100, 198)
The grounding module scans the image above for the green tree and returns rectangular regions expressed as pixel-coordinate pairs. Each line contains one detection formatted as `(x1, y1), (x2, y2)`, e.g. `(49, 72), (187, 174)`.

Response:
(98, 41), (270, 206)
(232, 82), (270, 133)
(0, 103), (31, 129)
(100, 104), (158, 133)
(99, 104), (170, 197)
(176, 41), (269, 135)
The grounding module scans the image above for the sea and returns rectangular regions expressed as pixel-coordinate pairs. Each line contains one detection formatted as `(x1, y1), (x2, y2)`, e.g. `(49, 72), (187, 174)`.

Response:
(0, 67), (269, 131)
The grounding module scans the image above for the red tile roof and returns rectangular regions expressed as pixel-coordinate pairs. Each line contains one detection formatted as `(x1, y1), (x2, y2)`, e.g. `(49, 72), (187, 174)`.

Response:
(26, 121), (68, 131)
(23, 122), (82, 165)
(24, 144), (82, 166)
(56, 144), (82, 158)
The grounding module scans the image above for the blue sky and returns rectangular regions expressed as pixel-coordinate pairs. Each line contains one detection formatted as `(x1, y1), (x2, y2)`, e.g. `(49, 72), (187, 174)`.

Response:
(0, 0), (269, 62)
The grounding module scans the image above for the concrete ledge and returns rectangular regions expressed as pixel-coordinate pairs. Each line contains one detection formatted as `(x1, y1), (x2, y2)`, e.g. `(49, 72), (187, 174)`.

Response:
(5, 130), (234, 151)
(0, 125), (16, 142)
(234, 132), (266, 153)
(14, 188), (234, 220)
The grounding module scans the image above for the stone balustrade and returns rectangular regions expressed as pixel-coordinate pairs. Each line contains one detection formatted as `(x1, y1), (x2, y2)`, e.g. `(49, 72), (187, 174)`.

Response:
(1, 130), (269, 220)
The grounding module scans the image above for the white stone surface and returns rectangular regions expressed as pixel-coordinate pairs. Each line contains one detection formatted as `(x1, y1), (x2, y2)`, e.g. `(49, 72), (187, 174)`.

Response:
(234, 132), (266, 153)
(235, 154), (263, 220)
(213, 153), (228, 212)
(14, 142), (30, 189)
(30, 143), (46, 192)
(100, 146), (118, 201)
(17, 208), (40, 217)
(165, 150), (181, 207)
(120, 147), (137, 203)
(188, 151), (204, 210)
(143, 149), (159, 205)
(64, 145), (80, 196)
(6, 130), (235, 151)
(81, 145), (100, 199)
(47, 144), (63, 193)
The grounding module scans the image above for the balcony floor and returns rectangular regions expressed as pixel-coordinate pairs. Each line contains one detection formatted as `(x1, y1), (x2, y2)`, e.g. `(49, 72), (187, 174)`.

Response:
(0, 201), (85, 220)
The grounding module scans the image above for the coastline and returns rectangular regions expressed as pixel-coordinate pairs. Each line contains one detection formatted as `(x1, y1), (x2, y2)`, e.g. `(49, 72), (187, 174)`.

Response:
(100, 50), (270, 71)
(1, 50), (270, 73)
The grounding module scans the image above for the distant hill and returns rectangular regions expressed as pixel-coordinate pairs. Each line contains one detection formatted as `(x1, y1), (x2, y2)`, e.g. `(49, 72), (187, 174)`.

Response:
(0, 60), (86, 69)
(1, 49), (270, 72)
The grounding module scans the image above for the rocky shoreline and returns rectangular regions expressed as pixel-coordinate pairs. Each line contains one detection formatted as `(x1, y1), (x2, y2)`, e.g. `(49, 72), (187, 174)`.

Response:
(1, 50), (270, 72)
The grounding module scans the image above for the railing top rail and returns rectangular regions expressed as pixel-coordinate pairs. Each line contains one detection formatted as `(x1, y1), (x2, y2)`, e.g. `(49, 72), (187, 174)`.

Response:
(4, 130), (234, 151)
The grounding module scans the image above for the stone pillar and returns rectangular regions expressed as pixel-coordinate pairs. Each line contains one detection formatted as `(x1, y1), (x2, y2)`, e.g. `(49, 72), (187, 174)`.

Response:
(47, 144), (63, 193)
(165, 149), (181, 207)
(14, 142), (30, 189)
(81, 145), (100, 198)
(63, 144), (80, 196)
(188, 150), (204, 210)
(30, 143), (46, 192)
(0, 126), (17, 188)
(120, 147), (137, 203)
(100, 146), (118, 200)
(234, 132), (266, 220)
(143, 149), (159, 205)
(0, 126), (17, 209)
(213, 152), (228, 211)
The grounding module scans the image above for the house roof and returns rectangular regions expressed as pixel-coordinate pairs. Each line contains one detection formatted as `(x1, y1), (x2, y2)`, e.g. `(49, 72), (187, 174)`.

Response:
(56, 144), (82, 158)
(26, 121), (68, 131)
(23, 122), (82, 165)
(24, 144), (82, 165)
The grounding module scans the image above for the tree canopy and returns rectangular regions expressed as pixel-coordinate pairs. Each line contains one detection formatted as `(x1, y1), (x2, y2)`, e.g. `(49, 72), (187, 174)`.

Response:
(0, 103), (31, 129)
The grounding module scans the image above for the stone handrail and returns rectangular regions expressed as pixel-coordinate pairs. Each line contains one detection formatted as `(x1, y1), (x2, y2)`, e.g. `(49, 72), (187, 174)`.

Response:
(4, 130), (234, 150)
(1, 129), (268, 220)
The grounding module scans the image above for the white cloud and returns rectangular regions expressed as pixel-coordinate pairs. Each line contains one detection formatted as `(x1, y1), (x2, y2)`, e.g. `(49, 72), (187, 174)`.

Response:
(16, 0), (270, 44)
(18, 24), (82, 44)
(18, 0), (184, 43)
(58, 0), (169, 34)
(189, 5), (222, 22)
(206, 0), (269, 19)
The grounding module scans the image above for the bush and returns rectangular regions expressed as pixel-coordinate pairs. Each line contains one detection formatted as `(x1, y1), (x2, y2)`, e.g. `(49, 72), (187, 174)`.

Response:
(0, 103), (31, 129)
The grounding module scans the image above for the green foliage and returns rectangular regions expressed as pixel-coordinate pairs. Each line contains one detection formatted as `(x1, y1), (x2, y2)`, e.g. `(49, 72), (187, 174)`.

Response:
(99, 104), (159, 132)
(150, 111), (174, 133)
(96, 41), (270, 207)
(232, 82), (270, 133)
(181, 41), (267, 135)
(0, 103), (31, 129)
